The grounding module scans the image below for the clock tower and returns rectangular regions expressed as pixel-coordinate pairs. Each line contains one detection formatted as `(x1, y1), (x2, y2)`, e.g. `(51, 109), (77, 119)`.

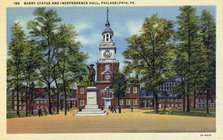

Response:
(96, 8), (119, 82)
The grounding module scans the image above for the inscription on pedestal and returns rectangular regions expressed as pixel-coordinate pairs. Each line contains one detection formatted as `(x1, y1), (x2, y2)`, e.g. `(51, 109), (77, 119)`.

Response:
(87, 92), (97, 105)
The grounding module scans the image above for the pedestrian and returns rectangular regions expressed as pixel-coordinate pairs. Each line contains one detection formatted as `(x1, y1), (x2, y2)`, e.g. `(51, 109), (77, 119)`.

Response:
(111, 106), (114, 113)
(66, 102), (69, 112)
(131, 106), (133, 112)
(113, 106), (117, 113)
(60, 105), (63, 111)
(70, 101), (73, 109)
(44, 107), (48, 115)
(38, 107), (42, 117)
(118, 105), (122, 113)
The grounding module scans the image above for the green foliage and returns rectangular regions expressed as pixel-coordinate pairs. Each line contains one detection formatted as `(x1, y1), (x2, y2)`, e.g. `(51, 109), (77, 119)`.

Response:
(200, 10), (216, 91)
(54, 24), (88, 86)
(172, 6), (216, 113)
(110, 72), (127, 105)
(123, 14), (174, 112)
(53, 24), (88, 115)
(8, 23), (27, 84)
(124, 14), (174, 88)
(8, 22), (28, 116)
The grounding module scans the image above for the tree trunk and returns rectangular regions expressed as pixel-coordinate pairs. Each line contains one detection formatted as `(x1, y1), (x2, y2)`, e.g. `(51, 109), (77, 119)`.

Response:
(31, 87), (34, 115)
(193, 89), (196, 109)
(57, 92), (59, 114)
(206, 90), (209, 114)
(117, 96), (120, 107)
(63, 79), (67, 116)
(182, 91), (185, 112)
(186, 94), (190, 112)
(48, 83), (52, 114)
(153, 89), (158, 113)
(54, 77), (59, 114)
(16, 68), (20, 117)
(25, 82), (28, 117)
(146, 98), (148, 107)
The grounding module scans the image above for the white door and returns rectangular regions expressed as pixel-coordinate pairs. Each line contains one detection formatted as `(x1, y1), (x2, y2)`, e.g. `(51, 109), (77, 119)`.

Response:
(104, 99), (111, 109)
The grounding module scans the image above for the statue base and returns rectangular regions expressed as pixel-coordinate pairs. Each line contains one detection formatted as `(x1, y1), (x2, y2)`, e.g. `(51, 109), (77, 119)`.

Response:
(76, 86), (107, 116)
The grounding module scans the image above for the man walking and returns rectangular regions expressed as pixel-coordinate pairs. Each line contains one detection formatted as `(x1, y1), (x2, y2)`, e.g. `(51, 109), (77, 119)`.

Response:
(118, 105), (122, 113)
(38, 107), (42, 117)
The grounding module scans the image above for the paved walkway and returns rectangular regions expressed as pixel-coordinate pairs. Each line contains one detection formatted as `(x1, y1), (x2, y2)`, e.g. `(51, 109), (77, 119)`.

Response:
(7, 109), (216, 133)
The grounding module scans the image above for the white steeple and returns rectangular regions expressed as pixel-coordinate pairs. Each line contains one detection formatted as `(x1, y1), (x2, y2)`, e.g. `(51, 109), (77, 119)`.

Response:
(98, 7), (118, 63)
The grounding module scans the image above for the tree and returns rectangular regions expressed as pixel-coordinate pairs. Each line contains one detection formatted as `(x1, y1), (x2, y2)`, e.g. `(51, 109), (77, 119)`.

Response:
(110, 72), (127, 106)
(8, 22), (27, 117)
(200, 10), (216, 114)
(123, 14), (174, 113)
(27, 8), (62, 114)
(174, 6), (205, 112)
(21, 40), (39, 116)
(54, 24), (88, 115)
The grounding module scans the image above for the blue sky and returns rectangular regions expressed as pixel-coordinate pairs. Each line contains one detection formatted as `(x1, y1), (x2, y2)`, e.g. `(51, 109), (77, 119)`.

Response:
(7, 6), (215, 69)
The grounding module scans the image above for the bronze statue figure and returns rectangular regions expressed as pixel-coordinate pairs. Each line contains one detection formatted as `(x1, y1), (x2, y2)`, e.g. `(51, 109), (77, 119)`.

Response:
(87, 64), (96, 86)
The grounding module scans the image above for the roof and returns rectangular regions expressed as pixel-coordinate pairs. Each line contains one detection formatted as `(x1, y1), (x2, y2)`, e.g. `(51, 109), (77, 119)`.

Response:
(102, 25), (114, 35)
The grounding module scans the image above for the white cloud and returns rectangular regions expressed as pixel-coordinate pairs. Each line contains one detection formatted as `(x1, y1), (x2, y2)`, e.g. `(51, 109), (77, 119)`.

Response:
(112, 20), (143, 37)
(76, 34), (101, 46)
(126, 20), (143, 36)
(74, 22), (93, 33)
(13, 14), (34, 28)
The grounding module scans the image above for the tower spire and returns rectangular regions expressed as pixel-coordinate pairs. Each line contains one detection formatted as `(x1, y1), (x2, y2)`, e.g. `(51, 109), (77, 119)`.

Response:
(105, 7), (110, 26)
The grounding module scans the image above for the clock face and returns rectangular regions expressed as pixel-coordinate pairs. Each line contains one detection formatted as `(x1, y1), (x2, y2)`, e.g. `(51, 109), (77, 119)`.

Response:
(105, 74), (111, 80)
(103, 50), (112, 58)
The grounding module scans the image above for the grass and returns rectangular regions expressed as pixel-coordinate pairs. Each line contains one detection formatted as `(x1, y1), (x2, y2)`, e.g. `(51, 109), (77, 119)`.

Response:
(143, 108), (215, 117)
(7, 111), (56, 119)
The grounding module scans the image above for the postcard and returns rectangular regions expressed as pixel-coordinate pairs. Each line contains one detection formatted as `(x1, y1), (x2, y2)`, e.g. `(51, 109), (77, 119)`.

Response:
(0, 0), (223, 140)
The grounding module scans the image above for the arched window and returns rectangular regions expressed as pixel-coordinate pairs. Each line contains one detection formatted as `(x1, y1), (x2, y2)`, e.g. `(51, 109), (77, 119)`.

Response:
(105, 88), (110, 98)
(105, 64), (110, 71)
(106, 34), (109, 41)
(103, 35), (105, 41)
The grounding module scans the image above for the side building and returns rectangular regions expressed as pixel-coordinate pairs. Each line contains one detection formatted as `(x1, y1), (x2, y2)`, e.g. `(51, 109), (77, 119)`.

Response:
(11, 87), (77, 112)
(140, 77), (216, 109)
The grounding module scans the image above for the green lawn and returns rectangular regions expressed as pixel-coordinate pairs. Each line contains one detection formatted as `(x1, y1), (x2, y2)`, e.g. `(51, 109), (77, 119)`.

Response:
(7, 111), (52, 118)
(143, 108), (215, 117)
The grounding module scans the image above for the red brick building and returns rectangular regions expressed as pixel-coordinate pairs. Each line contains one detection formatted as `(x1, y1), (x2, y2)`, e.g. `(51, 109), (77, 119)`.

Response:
(140, 77), (216, 109)
(11, 88), (77, 112)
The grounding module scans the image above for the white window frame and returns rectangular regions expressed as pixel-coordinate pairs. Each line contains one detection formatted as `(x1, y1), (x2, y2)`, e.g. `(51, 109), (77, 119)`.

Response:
(119, 99), (123, 105)
(105, 64), (110, 71)
(80, 88), (85, 94)
(126, 87), (130, 94)
(133, 87), (137, 94)
(80, 100), (85, 106)
(133, 99), (137, 105)
(126, 99), (131, 105)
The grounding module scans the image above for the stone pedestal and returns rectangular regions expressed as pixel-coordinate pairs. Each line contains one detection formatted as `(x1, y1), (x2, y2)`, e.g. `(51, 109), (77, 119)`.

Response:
(76, 86), (107, 116)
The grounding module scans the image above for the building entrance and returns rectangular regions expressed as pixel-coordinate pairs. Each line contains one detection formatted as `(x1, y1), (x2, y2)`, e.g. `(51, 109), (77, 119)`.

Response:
(104, 99), (111, 109)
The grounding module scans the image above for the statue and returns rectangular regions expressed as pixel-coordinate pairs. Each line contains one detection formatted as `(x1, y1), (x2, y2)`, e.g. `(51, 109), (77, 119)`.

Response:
(87, 64), (96, 86)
